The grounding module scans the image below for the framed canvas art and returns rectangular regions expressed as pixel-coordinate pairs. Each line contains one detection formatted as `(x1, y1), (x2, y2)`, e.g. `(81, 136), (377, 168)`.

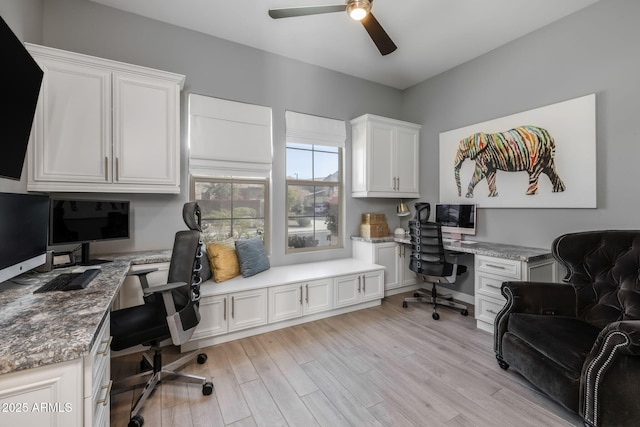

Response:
(439, 93), (596, 208)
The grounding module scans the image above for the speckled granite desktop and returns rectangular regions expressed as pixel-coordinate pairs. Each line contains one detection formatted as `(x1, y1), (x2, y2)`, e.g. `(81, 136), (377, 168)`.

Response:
(351, 235), (553, 262)
(0, 250), (171, 376)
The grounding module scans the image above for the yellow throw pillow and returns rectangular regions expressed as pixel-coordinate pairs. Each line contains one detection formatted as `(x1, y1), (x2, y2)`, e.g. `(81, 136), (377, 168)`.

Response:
(206, 241), (240, 283)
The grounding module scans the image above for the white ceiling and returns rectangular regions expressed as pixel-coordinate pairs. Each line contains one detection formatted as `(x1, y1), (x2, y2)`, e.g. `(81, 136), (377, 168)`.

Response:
(88, 0), (599, 90)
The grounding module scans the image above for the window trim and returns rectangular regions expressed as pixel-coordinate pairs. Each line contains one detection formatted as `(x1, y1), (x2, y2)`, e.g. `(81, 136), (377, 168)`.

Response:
(189, 175), (270, 249)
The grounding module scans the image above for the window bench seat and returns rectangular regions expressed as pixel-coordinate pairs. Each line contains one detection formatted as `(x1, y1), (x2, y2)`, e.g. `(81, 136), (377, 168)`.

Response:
(181, 258), (385, 351)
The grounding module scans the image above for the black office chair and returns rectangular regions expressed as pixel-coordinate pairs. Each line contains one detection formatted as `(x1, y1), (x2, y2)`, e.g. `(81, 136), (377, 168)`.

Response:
(111, 202), (213, 427)
(402, 203), (469, 320)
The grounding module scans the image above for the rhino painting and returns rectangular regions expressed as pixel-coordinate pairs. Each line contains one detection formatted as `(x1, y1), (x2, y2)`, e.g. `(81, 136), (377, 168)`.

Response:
(454, 125), (566, 198)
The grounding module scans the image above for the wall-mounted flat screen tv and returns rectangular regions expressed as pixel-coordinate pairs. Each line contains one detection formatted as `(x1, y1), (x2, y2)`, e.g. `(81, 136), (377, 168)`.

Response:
(0, 16), (44, 180)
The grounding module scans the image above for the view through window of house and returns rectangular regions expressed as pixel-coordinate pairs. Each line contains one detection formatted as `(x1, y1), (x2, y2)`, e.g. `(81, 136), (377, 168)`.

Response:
(286, 142), (341, 252)
(190, 177), (268, 244)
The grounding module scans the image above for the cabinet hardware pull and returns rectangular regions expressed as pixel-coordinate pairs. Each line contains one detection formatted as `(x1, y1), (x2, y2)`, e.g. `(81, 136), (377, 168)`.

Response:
(115, 157), (119, 181)
(97, 336), (112, 356)
(362, 275), (366, 292)
(231, 296), (235, 318)
(396, 177), (400, 190)
(486, 283), (501, 289)
(104, 157), (109, 181)
(358, 275), (361, 292)
(487, 309), (498, 314)
(486, 264), (506, 270)
(97, 380), (113, 406)
(223, 297), (227, 320)
(305, 283), (309, 304)
(300, 286), (303, 305)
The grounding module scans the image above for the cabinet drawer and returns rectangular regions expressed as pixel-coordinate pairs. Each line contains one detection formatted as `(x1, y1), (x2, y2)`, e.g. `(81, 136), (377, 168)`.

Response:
(86, 315), (111, 399)
(476, 273), (508, 299)
(476, 295), (506, 326)
(475, 255), (521, 279)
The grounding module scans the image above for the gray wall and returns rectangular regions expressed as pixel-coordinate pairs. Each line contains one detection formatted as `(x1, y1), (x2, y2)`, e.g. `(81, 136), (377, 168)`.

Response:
(2, 0), (637, 293)
(402, 0), (640, 295)
(1, 0), (404, 266)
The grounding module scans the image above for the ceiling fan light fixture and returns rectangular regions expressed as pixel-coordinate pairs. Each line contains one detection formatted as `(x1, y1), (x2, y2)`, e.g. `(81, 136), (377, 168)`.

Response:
(346, 0), (371, 21)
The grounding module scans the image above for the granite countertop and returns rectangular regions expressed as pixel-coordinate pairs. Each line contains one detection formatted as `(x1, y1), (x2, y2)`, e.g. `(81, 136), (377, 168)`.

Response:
(0, 250), (171, 376)
(352, 235), (553, 262)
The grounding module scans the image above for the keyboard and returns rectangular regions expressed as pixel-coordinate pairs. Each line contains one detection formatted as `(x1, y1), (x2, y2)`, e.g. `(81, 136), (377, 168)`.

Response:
(34, 269), (101, 293)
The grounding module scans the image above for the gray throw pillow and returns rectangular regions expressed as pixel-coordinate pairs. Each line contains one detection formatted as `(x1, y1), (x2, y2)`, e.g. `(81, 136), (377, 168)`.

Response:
(235, 237), (270, 277)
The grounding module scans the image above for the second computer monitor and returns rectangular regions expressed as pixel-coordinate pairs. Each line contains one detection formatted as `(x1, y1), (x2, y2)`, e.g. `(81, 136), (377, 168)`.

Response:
(435, 203), (476, 240)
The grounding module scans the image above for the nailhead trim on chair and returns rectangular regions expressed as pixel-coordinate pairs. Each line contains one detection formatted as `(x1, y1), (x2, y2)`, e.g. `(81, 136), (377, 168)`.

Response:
(583, 331), (630, 427)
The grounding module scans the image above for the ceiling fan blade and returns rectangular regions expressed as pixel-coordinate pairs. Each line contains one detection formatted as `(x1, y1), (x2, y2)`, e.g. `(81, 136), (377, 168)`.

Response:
(268, 5), (346, 19)
(361, 12), (397, 55)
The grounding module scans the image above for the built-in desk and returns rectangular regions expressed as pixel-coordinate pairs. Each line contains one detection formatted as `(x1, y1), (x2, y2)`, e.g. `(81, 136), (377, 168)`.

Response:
(0, 250), (169, 427)
(355, 235), (559, 333)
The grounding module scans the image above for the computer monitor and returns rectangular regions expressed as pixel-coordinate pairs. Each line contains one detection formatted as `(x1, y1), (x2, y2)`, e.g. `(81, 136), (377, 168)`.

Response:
(49, 198), (130, 265)
(0, 192), (49, 283)
(435, 203), (476, 240)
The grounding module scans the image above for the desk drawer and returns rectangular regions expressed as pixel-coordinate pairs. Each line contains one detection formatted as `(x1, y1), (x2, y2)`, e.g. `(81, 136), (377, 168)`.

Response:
(476, 273), (508, 299)
(476, 295), (506, 327)
(475, 255), (521, 280)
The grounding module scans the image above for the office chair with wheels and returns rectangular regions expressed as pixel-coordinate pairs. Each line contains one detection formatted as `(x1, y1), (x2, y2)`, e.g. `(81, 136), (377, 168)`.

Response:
(402, 203), (469, 320)
(110, 202), (213, 427)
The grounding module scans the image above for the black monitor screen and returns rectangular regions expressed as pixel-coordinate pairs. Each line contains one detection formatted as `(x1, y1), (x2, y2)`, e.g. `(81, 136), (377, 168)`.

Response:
(0, 193), (48, 282)
(436, 204), (476, 228)
(49, 199), (130, 245)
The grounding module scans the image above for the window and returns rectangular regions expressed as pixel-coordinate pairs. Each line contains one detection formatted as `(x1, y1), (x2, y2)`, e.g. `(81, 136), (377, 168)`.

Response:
(190, 176), (269, 245)
(286, 143), (341, 252)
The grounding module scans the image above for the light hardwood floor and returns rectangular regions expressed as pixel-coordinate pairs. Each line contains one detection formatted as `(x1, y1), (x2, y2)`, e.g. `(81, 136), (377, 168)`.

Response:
(110, 292), (583, 427)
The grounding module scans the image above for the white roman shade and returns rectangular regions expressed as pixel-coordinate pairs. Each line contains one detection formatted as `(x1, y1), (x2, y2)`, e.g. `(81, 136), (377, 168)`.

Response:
(189, 94), (272, 177)
(285, 111), (346, 148)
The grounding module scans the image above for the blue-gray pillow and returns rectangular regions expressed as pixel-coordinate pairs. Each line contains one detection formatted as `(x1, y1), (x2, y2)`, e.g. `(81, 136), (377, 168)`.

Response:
(235, 237), (270, 277)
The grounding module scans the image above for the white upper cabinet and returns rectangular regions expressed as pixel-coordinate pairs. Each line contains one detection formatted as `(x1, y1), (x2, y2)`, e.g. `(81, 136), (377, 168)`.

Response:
(351, 114), (421, 198)
(26, 44), (184, 193)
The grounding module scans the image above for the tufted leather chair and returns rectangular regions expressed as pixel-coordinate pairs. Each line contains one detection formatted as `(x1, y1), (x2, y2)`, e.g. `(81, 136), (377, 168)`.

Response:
(494, 230), (640, 427)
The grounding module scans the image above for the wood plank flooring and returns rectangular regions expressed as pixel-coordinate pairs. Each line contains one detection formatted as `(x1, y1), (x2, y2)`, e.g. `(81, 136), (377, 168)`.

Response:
(110, 292), (583, 426)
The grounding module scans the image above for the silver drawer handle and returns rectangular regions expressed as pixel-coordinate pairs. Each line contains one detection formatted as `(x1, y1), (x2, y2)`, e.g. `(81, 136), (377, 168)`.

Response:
(486, 264), (506, 270)
(97, 380), (113, 406)
(97, 336), (113, 356)
(486, 284), (501, 289)
(487, 309), (499, 315)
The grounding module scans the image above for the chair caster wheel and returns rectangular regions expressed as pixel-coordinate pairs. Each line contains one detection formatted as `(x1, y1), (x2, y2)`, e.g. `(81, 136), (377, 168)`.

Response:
(128, 415), (144, 427)
(203, 381), (214, 395)
(402, 301), (408, 308)
(432, 312), (440, 320)
(197, 353), (207, 364)
(461, 309), (469, 316)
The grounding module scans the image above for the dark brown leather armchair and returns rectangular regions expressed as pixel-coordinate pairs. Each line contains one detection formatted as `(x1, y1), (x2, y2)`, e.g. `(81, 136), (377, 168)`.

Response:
(494, 230), (640, 427)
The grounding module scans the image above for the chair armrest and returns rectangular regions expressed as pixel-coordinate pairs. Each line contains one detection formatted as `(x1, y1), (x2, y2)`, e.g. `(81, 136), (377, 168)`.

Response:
(126, 268), (159, 291)
(581, 320), (640, 426)
(494, 281), (576, 356)
(142, 281), (187, 297)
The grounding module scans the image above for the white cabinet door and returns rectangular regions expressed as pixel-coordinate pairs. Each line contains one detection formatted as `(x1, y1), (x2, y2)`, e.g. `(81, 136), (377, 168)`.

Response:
(269, 283), (303, 323)
(192, 294), (228, 339)
(304, 278), (333, 315)
(361, 270), (384, 301)
(396, 126), (420, 194)
(334, 274), (361, 308)
(29, 57), (111, 184)
(374, 242), (400, 290)
(399, 244), (417, 287)
(229, 289), (267, 332)
(113, 73), (179, 187)
(369, 121), (396, 193)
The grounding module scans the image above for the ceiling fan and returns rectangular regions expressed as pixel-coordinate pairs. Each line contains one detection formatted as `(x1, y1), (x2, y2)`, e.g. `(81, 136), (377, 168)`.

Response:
(268, 0), (397, 56)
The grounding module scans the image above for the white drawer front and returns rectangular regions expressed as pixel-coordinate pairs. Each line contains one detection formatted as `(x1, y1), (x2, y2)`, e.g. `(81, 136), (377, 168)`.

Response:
(476, 255), (521, 279)
(476, 273), (508, 299)
(476, 295), (506, 326)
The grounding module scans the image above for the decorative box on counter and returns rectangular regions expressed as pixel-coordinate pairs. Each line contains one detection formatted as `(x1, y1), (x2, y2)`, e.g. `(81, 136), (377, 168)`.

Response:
(360, 213), (389, 238)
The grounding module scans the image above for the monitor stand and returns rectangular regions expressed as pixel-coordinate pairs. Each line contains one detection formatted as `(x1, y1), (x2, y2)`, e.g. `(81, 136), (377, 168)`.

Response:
(79, 242), (111, 266)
